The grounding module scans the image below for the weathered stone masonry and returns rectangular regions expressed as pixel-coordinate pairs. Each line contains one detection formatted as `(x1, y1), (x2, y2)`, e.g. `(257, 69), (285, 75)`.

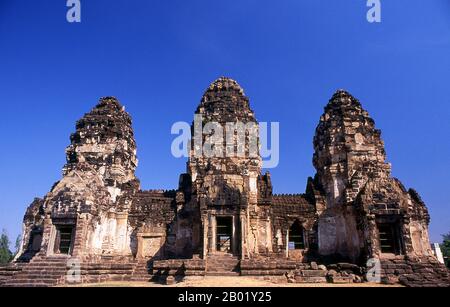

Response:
(1, 78), (448, 287)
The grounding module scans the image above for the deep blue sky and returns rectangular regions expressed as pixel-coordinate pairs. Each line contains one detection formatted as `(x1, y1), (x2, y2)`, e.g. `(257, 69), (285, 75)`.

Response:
(0, 0), (449, 246)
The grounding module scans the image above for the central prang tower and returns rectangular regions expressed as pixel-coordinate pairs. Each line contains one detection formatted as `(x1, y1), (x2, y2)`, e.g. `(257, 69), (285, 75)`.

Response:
(185, 77), (269, 258)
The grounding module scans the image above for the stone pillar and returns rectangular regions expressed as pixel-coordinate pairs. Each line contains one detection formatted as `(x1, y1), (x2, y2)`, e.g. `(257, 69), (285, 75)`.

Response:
(265, 217), (273, 254)
(210, 215), (217, 255)
(285, 229), (289, 258)
(240, 214), (246, 259)
(202, 215), (208, 259)
(366, 215), (379, 259)
(72, 215), (87, 257)
(232, 215), (237, 255)
(136, 233), (144, 259)
(40, 215), (54, 257)
(207, 214), (214, 256)
(254, 217), (259, 256)
(402, 216), (414, 256)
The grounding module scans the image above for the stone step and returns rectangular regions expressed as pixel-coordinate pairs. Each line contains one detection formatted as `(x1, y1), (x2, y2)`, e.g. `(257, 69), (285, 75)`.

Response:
(294, 276), (328, 283)
(207, 263), (239, 268)
(381, 258), (450, 287)
(28, 259), (68, 263)
(207, 260), (239, 267)
(207, 259), (240, 274)
(32, 258), (69, 262)
(5, 278), (61, 284)
(207, 258), (239, 262)
(94, 272), (134, 277)
(130, 277), (152, 282)
(207, 263), (239, 267)
(208, 262), (239, 266)
(129, 261), (152, 281)
(206, 271), (240, 277)
(132, 273), (150, 277)
(208, 265), (239, 268)
(23, 268), (67, 272)
(3, 284), (47, 288)
(20, 271), (67, 278)
(3, 281), (60, 287)
(13, 275), (64, 280)
(207, 267), (239, 272)
(132, 274), (150, 277)
(19, 274), (66, 279)
(299, 270), (328, 277)
(2, 258), (69, 287)
(0, 271), (18, 276)
(208, 260), (239, 263)
(3, 282), (58, 288)
(209, 253), (237, 258)
(4, 258), (155, 287)
(29, 261), (69, 265)
(328, 275), (353, 284)
(24, 264), (67, 269)
(206, 267), (239, 272)
(83, 265), (135, 270)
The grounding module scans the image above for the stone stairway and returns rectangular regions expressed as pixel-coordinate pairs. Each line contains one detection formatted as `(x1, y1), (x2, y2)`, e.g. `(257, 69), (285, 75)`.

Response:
(130, 260), (152, 282)
(206, 254), (240, 276)
(0, 264), (25, 286)
(381, 257), (450, 287)
(293, 269), (328, 283)
(2, 256), (69, 287)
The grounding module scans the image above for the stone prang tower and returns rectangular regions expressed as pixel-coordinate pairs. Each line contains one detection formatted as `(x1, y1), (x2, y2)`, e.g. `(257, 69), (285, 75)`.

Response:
(313, 90), (432, 262)
(183, 77), (268, 258)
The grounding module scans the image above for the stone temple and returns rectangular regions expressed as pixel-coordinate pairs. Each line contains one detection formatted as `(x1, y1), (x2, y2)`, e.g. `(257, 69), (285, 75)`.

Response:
(1, 77), (448, 287)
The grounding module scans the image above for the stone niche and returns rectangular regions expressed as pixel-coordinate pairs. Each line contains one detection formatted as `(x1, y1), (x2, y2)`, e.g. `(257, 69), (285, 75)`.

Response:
(318, 207), (361, 262)
(136, 226), (166, 259)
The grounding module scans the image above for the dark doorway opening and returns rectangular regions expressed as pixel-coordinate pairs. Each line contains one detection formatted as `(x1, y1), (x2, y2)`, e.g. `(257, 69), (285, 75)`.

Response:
(54, 226), (74, 255)
(289, 220), (305, 250)
(216, 217), (232, 253)
(30, 231), (43, 253)
(378, 223), (402, 255)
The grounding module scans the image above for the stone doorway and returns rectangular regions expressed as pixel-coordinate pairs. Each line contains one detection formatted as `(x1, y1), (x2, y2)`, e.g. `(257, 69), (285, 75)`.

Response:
(289, 220), (305, 250)
(216, 217), (233, 253)
(54, 225), (74, 255)
(378, 222), (402, 255)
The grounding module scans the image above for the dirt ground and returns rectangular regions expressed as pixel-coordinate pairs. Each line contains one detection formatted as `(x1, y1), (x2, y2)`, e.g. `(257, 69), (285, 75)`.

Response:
(71, 276), (402, 287)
